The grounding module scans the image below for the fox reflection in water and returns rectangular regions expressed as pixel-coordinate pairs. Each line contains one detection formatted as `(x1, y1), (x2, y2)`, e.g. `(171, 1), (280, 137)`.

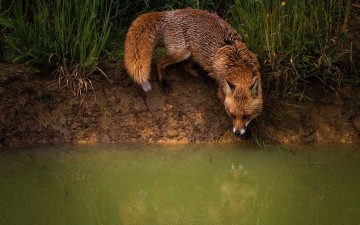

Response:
(118, 163), (258, 225)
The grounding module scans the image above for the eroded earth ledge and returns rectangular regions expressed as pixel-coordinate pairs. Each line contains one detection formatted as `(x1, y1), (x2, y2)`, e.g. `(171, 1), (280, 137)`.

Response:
(0, 62), (359, 147)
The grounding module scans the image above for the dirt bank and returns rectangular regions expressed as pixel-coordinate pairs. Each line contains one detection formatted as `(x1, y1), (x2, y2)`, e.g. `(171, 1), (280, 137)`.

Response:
(0, 62), (359, 147)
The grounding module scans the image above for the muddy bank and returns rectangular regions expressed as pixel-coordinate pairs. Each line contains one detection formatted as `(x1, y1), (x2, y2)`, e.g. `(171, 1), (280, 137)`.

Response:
(0, 62), (359, 147)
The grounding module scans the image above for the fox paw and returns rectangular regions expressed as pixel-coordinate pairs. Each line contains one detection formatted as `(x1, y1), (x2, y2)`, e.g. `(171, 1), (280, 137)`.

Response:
(160, 80), (172, 94)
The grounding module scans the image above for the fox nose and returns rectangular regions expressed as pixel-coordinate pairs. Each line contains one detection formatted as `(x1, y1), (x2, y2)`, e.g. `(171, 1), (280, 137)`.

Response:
(233, 127), (246, 135)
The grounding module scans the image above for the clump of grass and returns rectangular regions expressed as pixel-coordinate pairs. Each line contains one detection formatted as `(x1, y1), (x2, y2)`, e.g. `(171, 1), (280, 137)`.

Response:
(4, 0), (112, 103)
(253, 133), (291, 151)
(230, 0), (352, 98)
(0, 0), (13, 55)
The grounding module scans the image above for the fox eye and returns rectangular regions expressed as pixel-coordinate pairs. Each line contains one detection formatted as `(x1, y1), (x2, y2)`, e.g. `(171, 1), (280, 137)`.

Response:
(227, 80), (235, 90)
(243, 115), (250, 120)
(230, 113), (236, 119)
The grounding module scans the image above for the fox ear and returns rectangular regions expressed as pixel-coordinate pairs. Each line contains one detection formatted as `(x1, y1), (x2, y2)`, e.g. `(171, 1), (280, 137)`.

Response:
(250, 79), (260, 98)
(225, 79), (235, 95)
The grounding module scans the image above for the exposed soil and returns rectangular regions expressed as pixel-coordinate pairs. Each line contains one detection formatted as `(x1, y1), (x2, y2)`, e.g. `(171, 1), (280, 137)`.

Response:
(0, 61), (359, 148)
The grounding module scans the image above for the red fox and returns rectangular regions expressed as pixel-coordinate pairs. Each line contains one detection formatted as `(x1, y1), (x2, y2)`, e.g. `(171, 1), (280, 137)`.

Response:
(124, 9), (262, 135)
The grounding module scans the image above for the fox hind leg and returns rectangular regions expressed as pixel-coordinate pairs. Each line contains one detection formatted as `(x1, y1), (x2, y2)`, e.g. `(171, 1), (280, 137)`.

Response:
(180, 61), (200, 78)
(156, 51), (190, 93)
(181, 60), (210, 83)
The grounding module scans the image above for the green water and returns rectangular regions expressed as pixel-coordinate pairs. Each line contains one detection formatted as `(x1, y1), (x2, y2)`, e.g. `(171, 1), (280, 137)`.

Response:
(0, 144), (359, 225)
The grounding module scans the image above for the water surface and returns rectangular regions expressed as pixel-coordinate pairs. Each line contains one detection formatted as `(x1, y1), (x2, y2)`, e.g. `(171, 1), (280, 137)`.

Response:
(0, 144), (359, 225)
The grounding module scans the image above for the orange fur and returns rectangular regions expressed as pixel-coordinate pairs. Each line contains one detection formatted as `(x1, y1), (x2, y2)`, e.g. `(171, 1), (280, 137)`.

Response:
(124, 9), (262, 134)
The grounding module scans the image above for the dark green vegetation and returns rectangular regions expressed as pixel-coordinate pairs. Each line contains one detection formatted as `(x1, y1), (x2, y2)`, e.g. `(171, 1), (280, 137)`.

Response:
(1, 0), (113, 103)
(232, 0), (358, 97)
(0, 0), (359, 104)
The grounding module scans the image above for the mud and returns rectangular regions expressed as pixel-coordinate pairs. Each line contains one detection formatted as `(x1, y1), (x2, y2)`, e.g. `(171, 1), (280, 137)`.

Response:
(0, 62), (359, 147)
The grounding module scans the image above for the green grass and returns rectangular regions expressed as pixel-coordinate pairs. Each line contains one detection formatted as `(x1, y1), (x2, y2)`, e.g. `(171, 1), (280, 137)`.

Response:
(0, 0), (358, 103)
(230, 0), (353, 97)
(253, 133), (291, 152)
(2, 0), (112, 103)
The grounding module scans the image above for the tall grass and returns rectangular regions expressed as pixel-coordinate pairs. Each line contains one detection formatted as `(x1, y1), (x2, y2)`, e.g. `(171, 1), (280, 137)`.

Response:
(0, 0), (13, 55)
(4, 0), (112, 103)
(1, 0), (357, 103)
(231, 0), (352, 97)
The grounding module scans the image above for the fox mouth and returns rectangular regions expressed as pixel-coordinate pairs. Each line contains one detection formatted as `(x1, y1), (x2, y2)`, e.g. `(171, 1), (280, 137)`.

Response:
(233, 120), (251, 135)
(233, 127), (246, 135)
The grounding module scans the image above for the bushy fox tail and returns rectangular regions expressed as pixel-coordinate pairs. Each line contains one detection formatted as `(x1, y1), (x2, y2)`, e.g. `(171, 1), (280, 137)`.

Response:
(124, 12), (164, 92)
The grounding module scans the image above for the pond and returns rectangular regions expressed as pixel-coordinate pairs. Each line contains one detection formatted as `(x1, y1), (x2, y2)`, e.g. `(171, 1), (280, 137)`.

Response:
(0, 144), (359, 225)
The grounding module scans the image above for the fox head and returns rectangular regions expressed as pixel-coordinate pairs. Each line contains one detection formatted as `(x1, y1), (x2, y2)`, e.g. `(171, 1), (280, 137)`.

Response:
(223, 73), (262, 135)
(214, 40), (262, 135)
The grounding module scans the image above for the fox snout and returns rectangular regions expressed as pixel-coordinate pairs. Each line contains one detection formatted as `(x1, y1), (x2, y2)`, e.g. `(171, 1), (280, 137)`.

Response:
(233, 127), (246, 135)
(232, 120), (250, 135)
